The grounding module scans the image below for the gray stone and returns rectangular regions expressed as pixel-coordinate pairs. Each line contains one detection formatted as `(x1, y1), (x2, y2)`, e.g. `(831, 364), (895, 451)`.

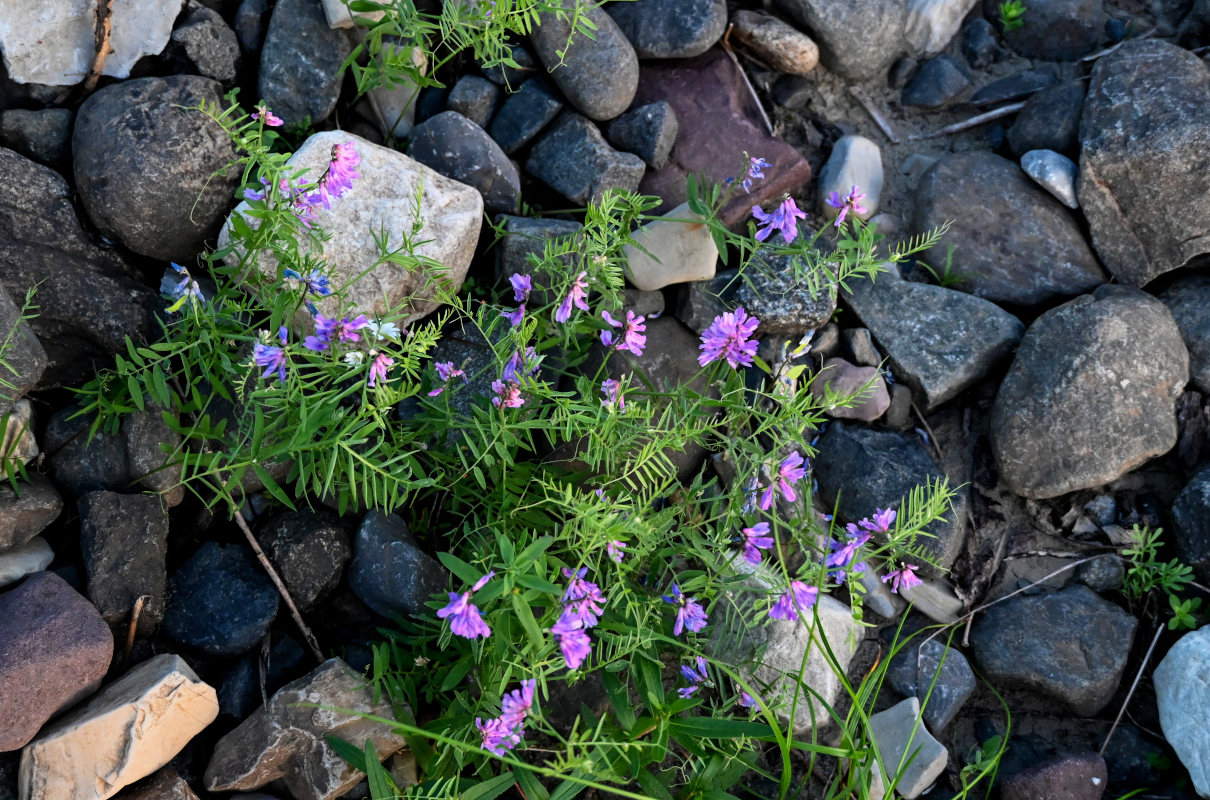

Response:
(886, 383), (913, 430)
(73, 75), (240, 262)
(0, 473), (63, 555)
(730, 11), (819, 75)
(604, 102), (678, 170)
(531, 1), (638, 121)
(995, 0), (1105, 60)
(365, 42), (426, 138)
(1007, 81), (1086, 158)
(480, 42), (537, 88)
(0, 282), (46, 416)
(163, 542), (279, 657)
(884, 635), (975, 732)
(900, 577), (964, 624)
(868, 697), (948, 798)
(960, 17), (999, 68)
(493, 215), (581, 298)
(446, 75), (499, 129)
(905, 0), (980, 57)
(407, 111), (520, 214)
(856, 568), (904, 619)
(817, 135), (881, 223)
(526, 112), (646, 205)
(736, 250), (837, 335)
(912, 151), (1105, 306)
(809, 358), (889, 422)
(675, 270), (736, 334)
(902, 55), (971, 108)
(119, 771), (200, 800)
(260, 511), (350, 611)
(1021, 149), (1078, 209)
(1079, 40), (1210, 286)
(970, 584), (1137, 714)
(608, 0), (726, 59)
(172, 5), (240, 84)
(1000, 751), (1109, 800)
(773, 0), (907, 81)
(0, 537), (52, 588)
(842, 327), (880, 367)
(349, 512), (446, 619)
(991, 286), (1188, 499)
(1074, 554), (1124, 593)
(0, 572), (113, 752)
(0, 109), (72, 166)
(970, 68), (1057, 105)
(487, 76), (563, 155)
(1172, 466), (1210, 585)
(1158, 275), (1210, 395)
(1154, 626), (1210, 798)
(843, 270), (1024, 411)
(79, 492), (168, 632)
(258, 0), (354, 127)
(234, 0), (269, 53)
(624, 202), (717, 292)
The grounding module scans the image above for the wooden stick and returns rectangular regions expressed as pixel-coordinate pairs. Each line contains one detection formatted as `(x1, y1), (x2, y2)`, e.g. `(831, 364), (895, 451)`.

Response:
(1081, 26), (1157, 62)
(84, 0), (116, 91)
(848, 86), (900, 144)
(123, 594), (150, 662)
(909, 102), (1026, 140)
(721, 25), (774, 136)
(1100, 625), (1164, 756)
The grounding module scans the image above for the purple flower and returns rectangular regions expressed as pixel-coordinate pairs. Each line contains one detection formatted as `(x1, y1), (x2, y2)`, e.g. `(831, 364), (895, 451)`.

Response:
(476, 716), (521, 756)
(492, 380), (524, 408)
(825, 185), (868, 228)
(769, 580), (818, 622)
(826, 523), (871, 584)
(698, 307), (760, 369)
(502, 305), (526, 327)
(503, 273), (532, 326)
(752, 197), (807, 244)
(436, 571), (494, 639)
(304, 142), (360, 210)
(252, 105), (284, 127)
(243, 187), (266, 201)
(303, 314), (369, 352)
(742, 156), (771, 193)
(606, 540), (627, 563)
(502, 347), (541, 383)
(283, 268), (333, 297)
(551, 610), (592, 669)
(165, 262), (204, 312)
(561, 567), (606, 627)
(500, 678), (536, 729)
(428, 361), (467, 396)
(738, 691), (761, 712)
(661, 583), (709, 636)
(859, 508), (896, 534)
(759, 451), (807, 511)
(882, 563), (923, 594)
(368, 351), (394, 387)
(678, 656), (710, 699)
(555, 271), (590, 323)
(252, 326), (289, 383)
(600, 310), (647, 356)
(601, 378), (624, 411)
(740, 522), (774, 565)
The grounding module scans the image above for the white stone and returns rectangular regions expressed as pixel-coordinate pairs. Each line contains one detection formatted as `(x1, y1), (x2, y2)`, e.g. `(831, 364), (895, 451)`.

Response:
(320, 0), (385, 28)
(19, 654), (219, 800)
(0, 536), (52, 588)
(2, 399), (38, 465)
(221, 131), (482, 329)
(0, 0), (183, 85)
(1022, 149), (1079, 209)
(904, 0), (980, 57)
(900, 577), (964, 624)
(818, 135), (882, 224)
(623, 202), (718, 292)
(1154, 626), (1210, 798)
(869, 697), (948, 799)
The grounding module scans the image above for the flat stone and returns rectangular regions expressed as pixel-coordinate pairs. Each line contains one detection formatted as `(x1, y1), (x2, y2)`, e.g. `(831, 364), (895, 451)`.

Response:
(19, 654), (218, 800)
(493, 215), (581, 293)
(365, 43), (426, 139)
(0, 109), (72, 166)
(171, 5), (240, 84)
(624, 202), (717, 292)
(408, 111), (520, 214)
(969, 67), (1057, 105)
(737, 251), (837, 335)
(526, 112), (646, 205)
(0, 535), (51, 587)
(348, 511), (446, 619)
(773, 0), (906, 80)
(856, 568), (904, 618)
(0, 472), (63, 554)
(260, 510), (350, 611)
(992, 285), (1188, 499)
(446, 75), (498, 129)
(258, 0), (354, 127)
(1159, 275), (1210, 395)
(730, 11), (819, 75)
(163, 542), (279, 657)
(119, 770), (200, 800)
(0, 0), (182, 85)
(817, 135), (881, 223)
(204, 659), (407, 800)
(530, 0), (637, 121)
(604, 102), (678, 170)
(1000, 751), (1109, 800)
(810, 359), (889, 422)
(487, 75), (563, 155)
(868, 697), (948, 799)
(1171, 466), (1210, 585)
(884, 635), (975, 732)
(1154, 625), (1210, 798)
(608, 0), (726, 59)
(900, 577), (964, 624)
(905, 0), (980, 57)
(842, 327), (880, 367)
(902, 55), (971, 108)
(996, 0), (1105, 60)
(78, 492), (168, 632)
(1021, 149), (1078, 209)
(1007, 81), (1086, 158)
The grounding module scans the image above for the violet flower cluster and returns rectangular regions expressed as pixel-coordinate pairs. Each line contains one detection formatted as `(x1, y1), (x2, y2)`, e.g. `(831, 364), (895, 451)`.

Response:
(244, 140), (360, 228)
(437, 572), (494, 639)
(698, 307), (760, 369)
(826, 185), (868, 228)
(678, 656), (710, 699)
(503, 273), (531, 327)
(661, 583), (708, 637)
(551, 567), (607, 670)
(600, 309), (646, 356)
(752, 197), (806, 244)
(759, 451), (807, 511)
(476, 678), (536, 756)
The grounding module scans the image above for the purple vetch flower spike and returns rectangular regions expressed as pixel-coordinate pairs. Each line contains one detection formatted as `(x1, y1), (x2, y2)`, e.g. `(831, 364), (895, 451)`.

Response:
(661, 583), (709, 636)
(740, 521), (774, 565)
(368, 351), (394, 387)
(492, 380), (524, 408)
(252, 105), (284, 127)
(826, 523), (871, 584)
(510, 273), (532, 304)
(252, 342), (287, 383)
(768, 580), (818, 622)
(882, 563), (923, 594)
(741, 155), (771, 193)
(601, 378), (624, 411)
(759, 450), (808, 511)
(436, 571), (494, 639)
(500, 678), (536, 729)
(476, 716), (521, 755)
(165, 262), (205, 312)
(751, 196), (807, 244)
(600, 309), (647, 356)
(606, 540), (627, 563)
(555, 271), (590, 323)
(738, 691), (761, 712)
(551, 610), (592, 669)
(503, 305), (526, 327)
(677, 656), (710, 699)
(825, 185), (868, 228)
(502, 347), (541, 383)
(243, 187), (266, 201)
(284, 268), (333, 297)
(859, 508), (897, 534)
(698, 306), (760, 369)
(428, 361), (467, 396)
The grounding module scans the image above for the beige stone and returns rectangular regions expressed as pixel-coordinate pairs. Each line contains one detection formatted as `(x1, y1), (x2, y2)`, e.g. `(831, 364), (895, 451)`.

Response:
(810, 358), (891, 422)
(0, 535), (53, 588)
(1, 399), (38, 465)
(623, 202), (718, 292)
(320, 0), (385, 28)
(366, 41), (427, 139)
(731, 11), (820, 76)
(19, 654), (218, 800)
(204, 659), (407, 800)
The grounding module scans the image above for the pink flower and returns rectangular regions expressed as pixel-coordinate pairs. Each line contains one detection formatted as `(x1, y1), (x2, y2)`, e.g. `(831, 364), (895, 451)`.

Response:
(752, 197), (806, 243)
(825, 185), (868, 228)
(739, 522), (774, 565)
(606, 540), (627, 563)
(252, 105), (284, 127)
(768, 580), (818, 622)
(492, 379), (524, 408)
(555, 272), (590, 323)
(882, 563), (923, 594)
(601, 378), (624, 411)
(759, 451), (807, 511)
(600, 309), (646, 356)
(368, 351), (394, 387)
(698, 307), (760, 369)
(428, 361), (467, 396)
(500, 678), (536, 729)
(436, 571), (495, 639)
(476, 716), (521, 755)
(860, 508), (896, 534)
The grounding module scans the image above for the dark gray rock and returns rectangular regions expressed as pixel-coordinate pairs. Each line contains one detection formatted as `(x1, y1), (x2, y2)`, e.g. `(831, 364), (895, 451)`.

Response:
(773, 0), (906, 81)
(960, 17), (1000, 68)
(0, 282), (46, 416)
(842, 327), (880, 367)
(994, 0), (1105, 60)
(887, 57), (918, 90)
(530, 1), (638, 121)
(604, 101), (678, 170)
(481, 43), (538, 88)
(911, 152), (1105, 306)
(842, 270), (1024, 411)
(1172, 466), (1210, 585)
(674, 270), (737, 334)
(493, 214), (581, 300)
(992, 286), (1188, 499)
(164, 542), (279, 656)
(607, 0), (726, 59)
(970, 68), (1057, 105)
(260, 510), (351, 611)
(1000, 752), (1109, 800)
(526, 112), (646, 205)
(970, 584), (1136, 714)
(1074, 554), (1124, 593)
(78, 491), (168, 633)
(1158, 275), (1210, 395)
(901, 55), (970, 108)
(1007, 81), (1086, 158)
(172, 5), (240, 84)
(487, 75), (563, 155)
(446, 75), (499, 129)
(218, 633), (310, 721)
(883, 633), (975, 732)
(73, 75), (240, 262)
(1078, 40), (1210, 286)
(736, 250), (837, 336)
(0, 109), (72, 166)
(234, 0), (269, 53)
(348, 511), (447, 619)
(258, 0), (354, 127)
(0, 473), (63, 555)
(408, 111), (520, 214)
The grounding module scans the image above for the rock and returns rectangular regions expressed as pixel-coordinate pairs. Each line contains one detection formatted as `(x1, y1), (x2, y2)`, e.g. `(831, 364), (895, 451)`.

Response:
(869, 698), (948, 798)
(526, 112), (646, 205)
(632, 48), (813, 226)
(604, 102), (678, 171)
(487, 75), (563, 155)
(970, 584), (1136, 714)
(494, 215), (581, 291)
(78, 492), (168, 632)
(773, 0), (905, 80)
(1159, 275), (1210, 395)
(1154, 626), (1210, 798)
(992, 285), (1187, 499)
(842, 328), (880, 367)
(480, 42), (537, 88)
(218, 634), (309, 722)
(530, 1), (638, 121)
(19, 654), (217, 800)
(905, 0), (980, 57)
(888, 56), (918, 90)
(0, 148), (162, 387)
(223, 131), (482, 328)
(446, 75), (498, 129)
(886, 383), (912, 429)
(365, 42), (427, 139)
(675, 271), (736, 334)
(163, 542), (279, 656)
(204, 659), (407, 800)
(911, 152), (1104, 306)
(842, 270), (1024, 411)
(995, 0), (1105, 60)
(623, 202), (717, 292)
(120, 771), (200, 800)
(900, 577), (965, 624)
(1021, 149), (1078, 209)
(970, 67), (1057, 105)
(258, 0), (354, 127)
(0, 399), (39, 470)
(1078, 40), (1210, 286)
(0, 473), (63, 554)
(1172, 467), (1210, 584)
(999, 751), (1109, 800)
(171, 5), (240, 84)
(1075, 554), (1124, 593)
(730, 11), (819, 75)
(0, 0), (182, 85)
(348, 511), (446, 619)
(407, 111), (520, 214)
(0, 283), (46, 416)
(736, 251), (837, 335)
(0, 537), (52, 588)
(260, 511), (350, 611)
(234, 0), (269, 52)
(0, 572), (113, 752)
(901, 55), (971, 108)
(884, 634), (975, 731)
(960, 17), (1000, 68)
(1007, 81), (1086, 158)
(0, 109), (72, 166)
(856, 568), (905, 618)
(810, 359), (889, 421)
(73, 76), (240, 262)
(817, 135), (881, 223)
(608, 0), (726, 59)
(772, 74), (815, 108)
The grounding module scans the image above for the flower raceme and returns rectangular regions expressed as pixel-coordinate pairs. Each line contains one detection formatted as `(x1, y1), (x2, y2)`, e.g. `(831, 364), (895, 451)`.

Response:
(826, 185), (868, 228)
(555, 271), (590, 323)
(600, 309), (646, 356)
(661, 583), (708, 636)
(503, 273), (531, 327)
(437, 571), (494, 639)
(678, 656), (710, 699)
(252, 326), (290, 383)
(752, 196), (806, 244)
(698, 307), (760, 369)
(768, 580), (818, 622)
(759, 451), (807, 511)
(739, 522), (774, 565)
(883, 563), (923, 594)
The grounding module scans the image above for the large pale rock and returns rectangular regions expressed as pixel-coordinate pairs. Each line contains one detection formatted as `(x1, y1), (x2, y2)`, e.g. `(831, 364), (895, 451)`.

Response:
(817, 135), (882, 223)
(1154, 626), (1210, 798)
(223, 131), (482, 328)
(205, 659), (407, 800)
(624, 202), (717, 291)
(905, 0), (980, 56)
(19, 654), (217, 800)
(0, 0), (183, 85)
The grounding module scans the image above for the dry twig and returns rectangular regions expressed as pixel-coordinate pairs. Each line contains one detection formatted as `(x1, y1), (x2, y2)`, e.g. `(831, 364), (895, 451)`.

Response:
(909, 102), (1026, 140)
(1100, 625), (1164, 756)
(84, 0), (116, 91)
(721, 25), (774, 136)
(847, 86), (899, 144)
(123, 594), (150, 662)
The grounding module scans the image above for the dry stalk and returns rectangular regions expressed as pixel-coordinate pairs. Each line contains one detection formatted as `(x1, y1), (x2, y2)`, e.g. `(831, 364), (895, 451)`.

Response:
(85, 0), (116, 91)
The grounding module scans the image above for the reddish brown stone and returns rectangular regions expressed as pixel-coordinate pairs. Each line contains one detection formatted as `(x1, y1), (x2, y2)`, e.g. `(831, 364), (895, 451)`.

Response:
(631, 47), (812, 227)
